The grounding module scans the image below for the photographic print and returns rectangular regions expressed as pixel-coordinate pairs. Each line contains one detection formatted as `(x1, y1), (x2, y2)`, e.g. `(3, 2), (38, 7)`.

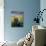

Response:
(11, 15), (24, 27)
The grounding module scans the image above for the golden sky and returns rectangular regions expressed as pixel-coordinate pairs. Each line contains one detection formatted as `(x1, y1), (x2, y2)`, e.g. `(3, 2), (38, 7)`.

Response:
(11, 15), (24, 22)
